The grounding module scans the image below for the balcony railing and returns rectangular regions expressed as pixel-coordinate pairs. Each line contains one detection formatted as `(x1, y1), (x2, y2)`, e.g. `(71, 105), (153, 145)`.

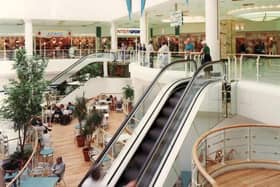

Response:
(192, 124), (280, 187)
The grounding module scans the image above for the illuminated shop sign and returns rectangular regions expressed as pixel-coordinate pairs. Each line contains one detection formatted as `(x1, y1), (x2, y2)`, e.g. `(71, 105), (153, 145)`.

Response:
(116, 28), (140, 36)
(39, 31), (70, 37)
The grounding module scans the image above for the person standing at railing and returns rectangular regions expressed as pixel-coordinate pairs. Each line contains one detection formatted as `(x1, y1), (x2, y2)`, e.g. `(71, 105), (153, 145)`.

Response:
(200, 40), (212, 77)
(147, 40), (155, 68)
(158, 41), (169, 68)
(184, 38), (194, 60)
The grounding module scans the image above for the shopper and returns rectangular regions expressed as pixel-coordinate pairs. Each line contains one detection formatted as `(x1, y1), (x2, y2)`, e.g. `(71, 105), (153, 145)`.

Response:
(147, 40), (155, 68)
(158, 41), (169, 68)
(82, 165), (105, 187)
(200, 40), (212, 77)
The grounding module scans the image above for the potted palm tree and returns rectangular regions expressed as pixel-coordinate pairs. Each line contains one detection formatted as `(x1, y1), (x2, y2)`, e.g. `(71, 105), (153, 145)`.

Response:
(73, 96), (88, 147)
(122, 84), (134, 113)
(81, 111), (103, 161)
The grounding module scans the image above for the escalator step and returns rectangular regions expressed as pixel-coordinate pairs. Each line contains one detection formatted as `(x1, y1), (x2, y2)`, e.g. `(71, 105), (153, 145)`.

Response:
(140, 139), (155, 153)
(174, 90), (184, 98)
(168, 97), (180, 107)
(154, 116), (168, 127)
(120, 168), (139, 185)
(161, 106), (174, 116)
(133, 152), (147, 168)
(147, 128), (162, 140)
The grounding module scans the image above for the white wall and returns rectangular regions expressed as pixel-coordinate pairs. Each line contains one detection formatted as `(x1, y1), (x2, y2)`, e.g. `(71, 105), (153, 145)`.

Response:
(237, 81), (280, 124)
(59, 77), (131, 105)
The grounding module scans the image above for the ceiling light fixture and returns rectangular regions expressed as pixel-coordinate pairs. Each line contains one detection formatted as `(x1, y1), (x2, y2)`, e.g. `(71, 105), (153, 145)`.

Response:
(228, 5), (280, 21)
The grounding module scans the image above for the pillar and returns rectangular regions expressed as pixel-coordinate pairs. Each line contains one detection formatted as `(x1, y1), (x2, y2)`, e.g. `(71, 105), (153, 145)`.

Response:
(103, 61), (108, 77)
(205, 0), (220, 61)
(24, 19), (33, 56)
(140, 11), (148, 45)
(110, 22), (117, 51)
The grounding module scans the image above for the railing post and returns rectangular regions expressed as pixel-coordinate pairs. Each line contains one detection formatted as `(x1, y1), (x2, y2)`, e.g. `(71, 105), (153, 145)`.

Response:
(256, 55), (260, 81)
(227, 56), (231, 81)
(222, 130), (226, 164)
(247, 127), (251, 161)
(239, 54), (243, 80)
(234, 56), (237, 80)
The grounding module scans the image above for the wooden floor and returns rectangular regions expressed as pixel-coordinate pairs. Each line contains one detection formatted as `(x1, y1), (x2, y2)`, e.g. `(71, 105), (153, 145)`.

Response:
(50, 111), (126, 187)
(215, 168), (280, 187)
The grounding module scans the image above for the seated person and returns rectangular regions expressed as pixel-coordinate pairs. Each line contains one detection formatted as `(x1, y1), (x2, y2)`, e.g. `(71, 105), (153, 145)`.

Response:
(51, 106), (63, 123)
(51, 156), (65, 181)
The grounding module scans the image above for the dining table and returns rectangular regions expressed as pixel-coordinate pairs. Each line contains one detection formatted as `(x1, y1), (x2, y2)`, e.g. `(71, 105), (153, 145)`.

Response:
(20, 176), (59, 187)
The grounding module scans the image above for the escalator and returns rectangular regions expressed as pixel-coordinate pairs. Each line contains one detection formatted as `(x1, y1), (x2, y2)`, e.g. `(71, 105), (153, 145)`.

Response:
(78, 59), (197, 187)
(116, 82), (188, 186)
(50, 52), (116, 85)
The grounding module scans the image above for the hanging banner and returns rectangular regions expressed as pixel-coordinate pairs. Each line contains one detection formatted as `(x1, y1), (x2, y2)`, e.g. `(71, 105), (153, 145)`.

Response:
(141, 0), (146, 16)
(126, 0), (132, 19)
(185, 0), (189, 5)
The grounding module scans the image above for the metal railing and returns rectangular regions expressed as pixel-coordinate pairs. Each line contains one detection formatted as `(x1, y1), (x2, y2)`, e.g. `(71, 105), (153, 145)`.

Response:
(227, 53), (280, 85)
(192, 124), (280, 187)
(6, 126), (38, 187)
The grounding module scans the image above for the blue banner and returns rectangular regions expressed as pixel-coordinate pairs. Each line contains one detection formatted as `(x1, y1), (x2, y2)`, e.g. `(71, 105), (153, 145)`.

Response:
(141, 0), (146, 16)
(185, 0), (189, 5)
(126, 0), (132, 19)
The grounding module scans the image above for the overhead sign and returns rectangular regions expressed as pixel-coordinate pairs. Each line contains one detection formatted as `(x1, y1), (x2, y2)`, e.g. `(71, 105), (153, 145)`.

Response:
(116, 28), (140, 36)
(170, 10), (183, 27)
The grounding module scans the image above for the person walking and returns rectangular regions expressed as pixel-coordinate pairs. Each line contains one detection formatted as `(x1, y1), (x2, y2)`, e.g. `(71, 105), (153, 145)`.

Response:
(200, 40), (212, 77)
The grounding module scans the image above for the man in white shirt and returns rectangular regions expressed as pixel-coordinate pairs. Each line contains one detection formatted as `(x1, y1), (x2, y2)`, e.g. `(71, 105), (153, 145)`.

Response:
(158, 42), (169, 68)
(146, 40), (154, 67)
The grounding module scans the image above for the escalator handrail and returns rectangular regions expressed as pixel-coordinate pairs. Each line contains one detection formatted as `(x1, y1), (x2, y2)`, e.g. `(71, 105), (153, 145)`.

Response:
(50, 52), (116, 84)
(136, 60), (227, 184)
(78, 59), (197, 186)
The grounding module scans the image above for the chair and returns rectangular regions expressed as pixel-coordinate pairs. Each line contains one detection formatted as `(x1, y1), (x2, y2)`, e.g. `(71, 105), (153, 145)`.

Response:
(115, 101), (123, 112)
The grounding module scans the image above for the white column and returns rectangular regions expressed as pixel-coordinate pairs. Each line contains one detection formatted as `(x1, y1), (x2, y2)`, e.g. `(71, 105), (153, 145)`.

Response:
(140, 11), (148, 45)
(205, 0), (220, 61)
(110, 22), (117, 51)
(103, 61), (108, 77)
(24, 19), (33, 56)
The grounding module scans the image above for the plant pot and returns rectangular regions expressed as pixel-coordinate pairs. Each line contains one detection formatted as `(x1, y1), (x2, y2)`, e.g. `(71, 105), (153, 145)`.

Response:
(82, 147), (90, 162)
(76, 135), (85, 147)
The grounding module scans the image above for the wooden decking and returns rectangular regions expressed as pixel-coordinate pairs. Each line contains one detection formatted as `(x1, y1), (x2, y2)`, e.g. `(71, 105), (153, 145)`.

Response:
(50, 111), (126, 187)
(215, 168), (280, 187)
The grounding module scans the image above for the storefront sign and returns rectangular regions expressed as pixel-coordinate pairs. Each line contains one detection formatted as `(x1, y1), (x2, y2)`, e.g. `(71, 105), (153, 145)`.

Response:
(39, 31), (69, 37)
(116, 28), (140, 36)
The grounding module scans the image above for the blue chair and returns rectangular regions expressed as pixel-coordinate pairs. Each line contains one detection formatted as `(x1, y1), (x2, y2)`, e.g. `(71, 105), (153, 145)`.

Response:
(181, 171), (191, 187)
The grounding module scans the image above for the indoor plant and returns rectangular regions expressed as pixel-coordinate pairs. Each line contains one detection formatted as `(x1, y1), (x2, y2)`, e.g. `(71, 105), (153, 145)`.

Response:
(0, 49), (47, 154)
(81, 110), (103, 161)
(73, 96), (88, 147)
(122, 84), (134, 113)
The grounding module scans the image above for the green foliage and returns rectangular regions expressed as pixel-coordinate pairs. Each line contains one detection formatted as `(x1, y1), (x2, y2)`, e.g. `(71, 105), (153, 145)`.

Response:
(0, 49), (48, 153)
(122, 84), (134, 101)
(73, 96), (88, 127)
(74, 62), (103, 81)
(10, 149), (32, 161)
(82, 111), (103, 136)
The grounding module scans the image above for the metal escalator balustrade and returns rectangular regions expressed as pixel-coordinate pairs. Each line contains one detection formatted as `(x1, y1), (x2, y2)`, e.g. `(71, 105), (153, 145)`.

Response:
(78, 59), (197, 187)
(50, 52), (116, 85)
(136, 60), (227, 186)
(116, 83), (188, 186)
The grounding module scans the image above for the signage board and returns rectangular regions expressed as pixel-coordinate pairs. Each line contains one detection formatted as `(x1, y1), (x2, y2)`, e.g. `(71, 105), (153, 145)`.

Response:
(170, 11), (183, 27)
(39, 31), (69, 38)
(116, 28), (140, 36)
